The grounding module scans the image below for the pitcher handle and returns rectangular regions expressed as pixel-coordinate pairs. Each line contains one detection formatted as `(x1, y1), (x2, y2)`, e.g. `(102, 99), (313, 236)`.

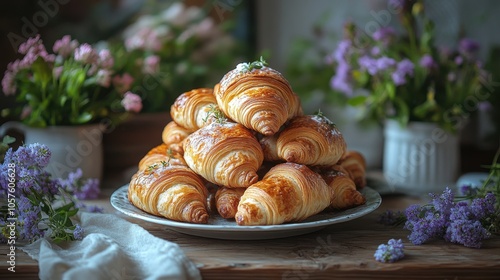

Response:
(0, 121), (26, 138)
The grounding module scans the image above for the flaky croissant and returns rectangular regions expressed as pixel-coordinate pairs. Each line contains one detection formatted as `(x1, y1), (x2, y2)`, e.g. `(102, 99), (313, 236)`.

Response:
(170, 88), (217, 132)
(259, 134), (283, 162)
(183, 121), (264, 188)
(235, 162), (334, 226)
(138, 143), (186, 171)
(215, 187), (246, 219)
(213, 64), (302, 136)
(338, 150), (367, 189)
(276, 114), (347, 166)
(161, 121), (191, 155)
(319, 165), (366, 210)
(128, 163), (209, 223)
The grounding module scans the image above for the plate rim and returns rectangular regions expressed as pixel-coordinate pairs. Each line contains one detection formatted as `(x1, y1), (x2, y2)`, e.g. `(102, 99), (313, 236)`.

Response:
(110, 185), (382, 233)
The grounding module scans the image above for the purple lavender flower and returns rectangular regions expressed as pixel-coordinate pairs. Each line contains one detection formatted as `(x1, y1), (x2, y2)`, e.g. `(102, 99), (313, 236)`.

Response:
(388, 0), (406, 11)
(18, 196), (44, 241)
(59, 168), (101, 200)
(358, 55), (378, 75)
(333, 39), (352, 62)
(75, 178), (100, 200)
(419, 54), (436, 69)
(430, 187), (455, 217)
(470, 193), (496, 220)
(459, 38), (480, 55)
(73, 224), (84, 240)
(372, 27), (396, 43)
(444, 219), (490, 248)
(460, 184), (478, 197)
(391, 59), (414, 86)
(378, 210), (405, 226)
(374, 238), (405, 263)
(454, 56), (464, 65)
(331, 60), (353, 96)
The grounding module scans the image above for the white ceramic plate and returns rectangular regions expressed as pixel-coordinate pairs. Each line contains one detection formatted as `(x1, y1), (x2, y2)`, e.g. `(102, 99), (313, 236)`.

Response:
(110, 185), (382, 240)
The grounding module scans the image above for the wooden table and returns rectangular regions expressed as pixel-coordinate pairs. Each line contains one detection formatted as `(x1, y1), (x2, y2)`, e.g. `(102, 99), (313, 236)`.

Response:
(2, 170), (500, 280)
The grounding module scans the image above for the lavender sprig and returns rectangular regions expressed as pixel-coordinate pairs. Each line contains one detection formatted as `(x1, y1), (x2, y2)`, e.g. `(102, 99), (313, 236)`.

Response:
(374, 239), (405, 263)
(0, 142), (101, 243)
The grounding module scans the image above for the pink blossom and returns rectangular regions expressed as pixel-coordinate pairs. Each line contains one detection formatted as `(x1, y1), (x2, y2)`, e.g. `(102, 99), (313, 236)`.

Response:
(112, 73), (135, 93)
(52, 66), (64, 79)
(121, 92), (142, 113)
(125, 28), (162, 52)
(142, 55), (160, 74)
(53, 35), (79, 58)
(18, 35), (42, 54)
(1, 71), (16, 95)
(20, 106), (32, 119)
(98, 49), (114, 69)
(74, 43), (98, 64)
(96, 69), (112, 87)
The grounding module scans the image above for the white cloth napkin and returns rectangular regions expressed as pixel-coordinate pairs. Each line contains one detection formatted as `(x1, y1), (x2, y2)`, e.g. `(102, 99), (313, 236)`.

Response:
(21, 212), (202, 280)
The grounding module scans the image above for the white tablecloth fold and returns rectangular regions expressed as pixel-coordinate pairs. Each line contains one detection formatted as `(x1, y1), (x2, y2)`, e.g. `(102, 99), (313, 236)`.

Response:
(22, 211), (201, 280)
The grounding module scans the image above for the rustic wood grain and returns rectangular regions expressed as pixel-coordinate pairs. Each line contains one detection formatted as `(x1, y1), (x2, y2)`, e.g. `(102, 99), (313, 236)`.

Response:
(1, 186), (499, 280)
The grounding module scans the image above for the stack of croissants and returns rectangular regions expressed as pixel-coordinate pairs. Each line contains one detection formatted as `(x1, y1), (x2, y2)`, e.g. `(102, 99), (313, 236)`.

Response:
(127, 58), (368, 226)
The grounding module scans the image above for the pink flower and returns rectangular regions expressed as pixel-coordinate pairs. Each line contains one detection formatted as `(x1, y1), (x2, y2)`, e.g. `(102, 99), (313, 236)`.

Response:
(96, 69), (112, 87)
(98, 49), (114, 69)
(20, 106), (32, 119)
(121, 92), (142, 113)
(142, 55), (160, 74)
(53, 35), (79, 58)
(1, 71), (16, 95)
(52, 66), (64, 79)
(74, 43), (98, 64)
(18, 35), (42, 54)
(112, 73), (135, 93)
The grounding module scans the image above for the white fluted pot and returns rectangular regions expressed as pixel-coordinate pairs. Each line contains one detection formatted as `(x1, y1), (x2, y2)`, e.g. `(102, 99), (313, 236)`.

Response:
(383, 120), (460, 195)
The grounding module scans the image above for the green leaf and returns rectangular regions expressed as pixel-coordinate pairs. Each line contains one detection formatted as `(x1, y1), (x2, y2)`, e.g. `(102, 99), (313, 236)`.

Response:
(72, 112), (93, 124)
(347, 95), (367, 106)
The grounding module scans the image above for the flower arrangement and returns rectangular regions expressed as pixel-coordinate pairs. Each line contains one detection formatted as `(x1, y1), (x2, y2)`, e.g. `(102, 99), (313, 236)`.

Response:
(378, 146), (500, 249)
(1, 34), (143, 128)
(326, 0), (489, 132)
(107, 2), (244, 113)
(0, 137), (101, 243)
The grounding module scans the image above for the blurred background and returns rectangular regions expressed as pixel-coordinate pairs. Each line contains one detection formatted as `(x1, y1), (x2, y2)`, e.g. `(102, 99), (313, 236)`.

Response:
(1, 0), (498, 174)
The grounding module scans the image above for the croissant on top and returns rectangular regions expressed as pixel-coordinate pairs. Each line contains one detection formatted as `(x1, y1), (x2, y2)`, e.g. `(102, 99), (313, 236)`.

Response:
(128, 163), (209, 224)
(183, 121), (264, 188)
(276, 114), (347, 166)
(213, 61), (302, 136)
(170, 88), (217, 132)
(235, 162), (334, 226)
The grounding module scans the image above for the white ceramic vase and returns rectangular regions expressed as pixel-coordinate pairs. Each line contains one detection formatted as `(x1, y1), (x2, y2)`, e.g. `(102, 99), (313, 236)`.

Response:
(383, 120), (460, 195)
(0, 122), (104, 180)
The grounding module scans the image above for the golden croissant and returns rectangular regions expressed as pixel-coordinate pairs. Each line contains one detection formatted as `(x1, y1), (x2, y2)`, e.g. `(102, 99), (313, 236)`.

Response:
(138, 143), (187, 171)
(128, 163), (209, 223)
(213, 63), (302, 136)
(276, 114), (347, 166)
(215, 187), (246, 219)
(161, 120), (191, 155)
(183, 121), (264, 188)
(319, 165), (366, 210)
(259, 134), (283, 162)
(170, 88), (217, 132)
(235, 162), (334, 226)
(338, 150), (367, 189)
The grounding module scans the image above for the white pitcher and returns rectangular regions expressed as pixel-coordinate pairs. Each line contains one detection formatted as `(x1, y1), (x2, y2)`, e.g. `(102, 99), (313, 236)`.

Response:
(0, 121), (104, 180)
